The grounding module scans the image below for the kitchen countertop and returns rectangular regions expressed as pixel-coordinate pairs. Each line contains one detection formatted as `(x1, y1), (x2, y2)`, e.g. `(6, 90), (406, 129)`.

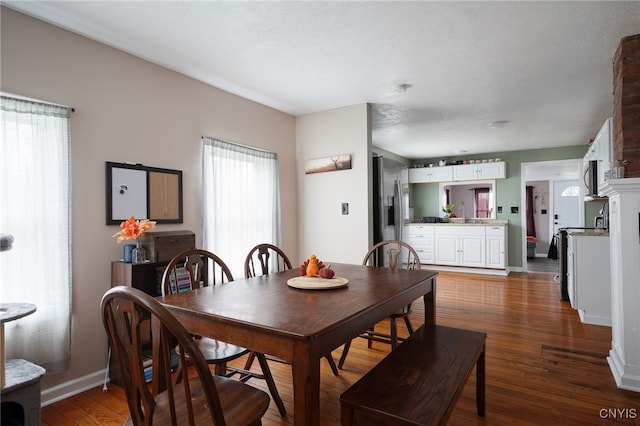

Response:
(567, 229), (609, 237)
(408, 219), (508, 226)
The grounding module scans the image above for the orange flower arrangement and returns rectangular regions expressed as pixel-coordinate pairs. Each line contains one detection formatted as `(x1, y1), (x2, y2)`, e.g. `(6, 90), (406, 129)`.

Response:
(113, 216), (156, 243)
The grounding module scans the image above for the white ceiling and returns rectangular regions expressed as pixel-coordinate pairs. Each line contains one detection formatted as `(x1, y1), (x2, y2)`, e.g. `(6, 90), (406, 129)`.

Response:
(5, 1), (640, 160)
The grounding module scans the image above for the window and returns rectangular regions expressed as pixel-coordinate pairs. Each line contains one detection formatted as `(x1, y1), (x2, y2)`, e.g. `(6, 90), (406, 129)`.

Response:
(561, 186), (580, 197)
(0, 94), (72, 372)
(475, 188), (490, 218)
(201, 137), (281, 278)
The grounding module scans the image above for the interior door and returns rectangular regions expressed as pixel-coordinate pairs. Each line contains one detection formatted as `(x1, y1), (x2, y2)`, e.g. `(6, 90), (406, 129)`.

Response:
(553, 180), (580, 234)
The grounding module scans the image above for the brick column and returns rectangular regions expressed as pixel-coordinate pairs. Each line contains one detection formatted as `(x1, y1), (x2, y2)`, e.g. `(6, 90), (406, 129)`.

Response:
(613, 34), (640, 178)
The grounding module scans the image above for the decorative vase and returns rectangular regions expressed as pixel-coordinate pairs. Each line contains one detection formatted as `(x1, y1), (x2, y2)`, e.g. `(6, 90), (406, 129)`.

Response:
(442, 214), (450, 223)
(123, 244), (136, 263)
(131, 241), (147, 263)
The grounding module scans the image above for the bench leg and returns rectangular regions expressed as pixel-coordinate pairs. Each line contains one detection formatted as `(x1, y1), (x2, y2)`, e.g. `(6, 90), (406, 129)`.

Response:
(476, 344), (486, 417)
(341, 404), (353, 426)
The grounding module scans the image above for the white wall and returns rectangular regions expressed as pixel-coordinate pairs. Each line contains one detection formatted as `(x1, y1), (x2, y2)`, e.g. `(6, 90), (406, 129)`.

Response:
(295, 104), (371, 265)
(1, 7), (297, 401)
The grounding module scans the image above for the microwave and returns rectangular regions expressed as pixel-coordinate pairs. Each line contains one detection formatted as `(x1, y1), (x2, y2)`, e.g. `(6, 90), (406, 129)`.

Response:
(584, 160), (599, 198)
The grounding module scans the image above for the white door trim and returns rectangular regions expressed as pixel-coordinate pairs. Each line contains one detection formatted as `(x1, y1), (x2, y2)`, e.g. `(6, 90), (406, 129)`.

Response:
(521, 159), (583, 272)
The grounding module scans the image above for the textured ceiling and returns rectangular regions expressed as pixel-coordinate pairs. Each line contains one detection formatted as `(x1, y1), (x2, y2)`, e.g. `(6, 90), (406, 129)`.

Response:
(5, 1), (640, 159)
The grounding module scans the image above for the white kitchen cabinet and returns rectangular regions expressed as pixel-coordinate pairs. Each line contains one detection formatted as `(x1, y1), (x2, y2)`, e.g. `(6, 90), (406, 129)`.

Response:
(434, 233), (459, 265)
(486, 226), (507, 269)
(405, 223), (508, 272)
(403, 225), (434, 264)
(408, 167), (453, 183)
(567, 232), (611, 326)
(594, 118), (612, 188)
(434, 225), (486, 267)
(410, 162), (506, 183)
(452, 162), (506, 181)
(451, 164), (478, 181)
(566, 236), (576, 308)
(459, 233), (486, 267)
(479, 162), (506, 179)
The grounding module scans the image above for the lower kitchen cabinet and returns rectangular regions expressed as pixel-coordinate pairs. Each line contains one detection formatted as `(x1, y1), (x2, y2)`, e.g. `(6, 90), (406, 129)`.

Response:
(403, 224), (435, 264)
(434, 226), (486, 267)
(566, 232), (611, 326)
(433, 233), (458, 265)
(486, 226), (507, 269)
(405, 223), (508, 272)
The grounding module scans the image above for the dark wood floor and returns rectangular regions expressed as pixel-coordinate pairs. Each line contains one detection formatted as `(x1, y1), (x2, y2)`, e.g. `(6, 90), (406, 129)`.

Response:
(42, 271), (639, 425)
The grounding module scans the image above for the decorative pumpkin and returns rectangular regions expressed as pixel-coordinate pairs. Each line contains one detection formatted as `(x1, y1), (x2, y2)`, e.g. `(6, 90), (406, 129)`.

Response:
(306, 254), (320, 277)
(319, 265), (335, 279)
(300, 255), (326, 276)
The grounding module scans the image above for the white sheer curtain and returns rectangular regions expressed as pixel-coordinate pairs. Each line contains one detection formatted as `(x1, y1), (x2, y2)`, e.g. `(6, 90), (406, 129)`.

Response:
(202, 137), (281, 278)
(0, 94), (72, 373)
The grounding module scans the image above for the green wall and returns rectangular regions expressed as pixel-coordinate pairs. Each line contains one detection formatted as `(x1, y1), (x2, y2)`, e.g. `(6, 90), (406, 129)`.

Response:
(410, 145), (590, 268)
(585, 199), (607, 226)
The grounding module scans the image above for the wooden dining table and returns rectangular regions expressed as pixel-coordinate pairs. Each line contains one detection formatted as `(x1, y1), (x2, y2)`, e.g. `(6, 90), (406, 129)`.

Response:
(157, 262), (438, 426)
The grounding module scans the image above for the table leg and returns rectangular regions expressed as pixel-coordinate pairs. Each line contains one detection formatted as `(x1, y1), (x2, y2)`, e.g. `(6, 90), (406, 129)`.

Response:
(423, 276), (436, 326)
(1, 323), (4, 388)
(291, 340), (321, 426)
(477, 344), (486, 416)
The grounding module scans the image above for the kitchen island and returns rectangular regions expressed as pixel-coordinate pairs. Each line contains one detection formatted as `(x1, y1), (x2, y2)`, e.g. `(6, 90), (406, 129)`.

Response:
(404, 220), (509, 275)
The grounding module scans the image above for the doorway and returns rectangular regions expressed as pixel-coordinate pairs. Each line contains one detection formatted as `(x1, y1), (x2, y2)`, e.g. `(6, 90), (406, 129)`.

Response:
(552, 180), (581, 235)
(521, 160), (583, 272)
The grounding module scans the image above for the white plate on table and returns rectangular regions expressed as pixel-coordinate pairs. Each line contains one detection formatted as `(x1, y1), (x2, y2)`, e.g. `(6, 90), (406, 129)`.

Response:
(287, 276), (348, 290)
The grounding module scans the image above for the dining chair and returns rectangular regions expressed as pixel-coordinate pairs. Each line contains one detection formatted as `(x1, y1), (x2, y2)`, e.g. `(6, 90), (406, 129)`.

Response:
(101, 285), (270, 426)
(338, 240), (422, 369)
(243, 243), (340, 376)
(161, 248), (287, 417)
(244, 243), (292, 279)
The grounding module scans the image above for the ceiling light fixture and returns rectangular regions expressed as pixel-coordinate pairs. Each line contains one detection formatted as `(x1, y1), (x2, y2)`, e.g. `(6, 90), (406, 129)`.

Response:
(489, 120), (510, 129)
(394, 83), (412, 93)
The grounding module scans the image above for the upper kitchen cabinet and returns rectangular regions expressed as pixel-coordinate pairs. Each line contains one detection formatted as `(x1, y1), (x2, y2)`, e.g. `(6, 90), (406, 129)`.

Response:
(409, 161), (506, 184)
(409, 166), (453, 183)
(452, 162), (506, 181)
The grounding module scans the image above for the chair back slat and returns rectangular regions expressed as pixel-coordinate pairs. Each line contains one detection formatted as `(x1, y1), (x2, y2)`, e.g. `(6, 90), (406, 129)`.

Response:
(362, 240), (421, 270)
(244, 243), (293, 278)
(161, 249), (234, 296)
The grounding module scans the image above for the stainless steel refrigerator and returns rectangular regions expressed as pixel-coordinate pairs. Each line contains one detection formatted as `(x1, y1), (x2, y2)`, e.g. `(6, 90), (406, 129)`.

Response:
(372, 155), (410, 247)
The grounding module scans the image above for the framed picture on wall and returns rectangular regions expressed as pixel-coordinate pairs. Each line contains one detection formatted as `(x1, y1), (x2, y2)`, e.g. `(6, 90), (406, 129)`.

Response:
(304, 154), (352, 174)
(105, 162), (183, 225)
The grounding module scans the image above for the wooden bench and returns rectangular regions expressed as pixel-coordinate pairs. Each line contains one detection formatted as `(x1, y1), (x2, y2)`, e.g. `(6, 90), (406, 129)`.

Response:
(340, 325), (486, 425)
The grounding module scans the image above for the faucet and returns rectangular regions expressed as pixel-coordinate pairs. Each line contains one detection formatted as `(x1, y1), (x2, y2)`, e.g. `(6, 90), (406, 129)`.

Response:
(460, 201), (466, 220)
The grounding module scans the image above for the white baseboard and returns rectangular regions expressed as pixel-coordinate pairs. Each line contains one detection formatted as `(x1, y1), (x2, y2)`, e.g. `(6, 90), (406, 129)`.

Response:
(420, 264), (509, 276)
(608, 348), (640, 393)
(41, 369), (108, 407)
